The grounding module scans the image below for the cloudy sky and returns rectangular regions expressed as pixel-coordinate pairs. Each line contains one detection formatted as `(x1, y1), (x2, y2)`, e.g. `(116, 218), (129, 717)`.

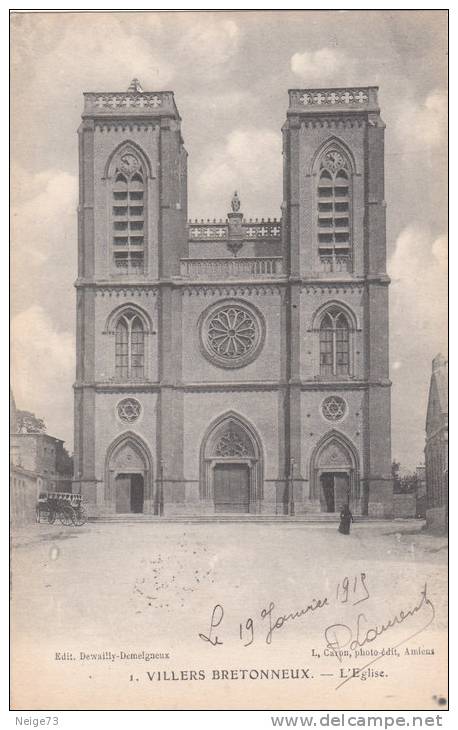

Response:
(11, 10), (447, 470)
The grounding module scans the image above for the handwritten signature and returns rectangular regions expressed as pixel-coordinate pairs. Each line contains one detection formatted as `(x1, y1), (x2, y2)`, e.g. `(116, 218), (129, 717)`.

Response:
(198, 575), (436, 691)
(324, 582), (435, 689)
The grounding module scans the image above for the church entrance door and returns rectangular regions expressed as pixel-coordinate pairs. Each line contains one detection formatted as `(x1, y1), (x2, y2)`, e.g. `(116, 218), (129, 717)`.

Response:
(320, 472), (349, 513)
(213, 463), (250, 513)
(115, 473), (144, 513)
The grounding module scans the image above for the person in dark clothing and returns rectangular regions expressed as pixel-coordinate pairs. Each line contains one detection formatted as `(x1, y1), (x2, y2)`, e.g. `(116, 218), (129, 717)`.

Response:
(338, 504), (353, 534)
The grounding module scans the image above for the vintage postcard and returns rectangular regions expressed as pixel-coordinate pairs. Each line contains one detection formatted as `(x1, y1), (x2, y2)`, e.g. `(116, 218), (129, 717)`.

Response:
(10, 10), (448, 712)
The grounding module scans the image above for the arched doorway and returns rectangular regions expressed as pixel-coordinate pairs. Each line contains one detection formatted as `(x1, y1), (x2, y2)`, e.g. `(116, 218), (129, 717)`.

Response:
(310, 431), (359, 513)
(105, 432), (153, 514)
(200, 413), (263, 514)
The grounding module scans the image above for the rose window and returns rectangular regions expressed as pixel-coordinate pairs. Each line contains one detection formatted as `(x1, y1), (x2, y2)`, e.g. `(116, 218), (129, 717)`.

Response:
(117, 397), (141, 423)
(208, 307), (256, 357)
(322, 396), (347, 421)
(200, 300), (264, 368)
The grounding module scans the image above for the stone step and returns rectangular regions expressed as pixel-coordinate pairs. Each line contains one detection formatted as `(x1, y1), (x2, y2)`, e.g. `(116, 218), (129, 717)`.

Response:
(90, 513), (372, 524)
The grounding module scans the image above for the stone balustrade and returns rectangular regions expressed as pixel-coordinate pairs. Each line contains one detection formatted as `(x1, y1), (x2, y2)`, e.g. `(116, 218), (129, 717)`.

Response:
(83, 91), (177, 115)
(180, 257), (284, 279)
(188, 219), (281, 241)
(289, 87), (379, 112)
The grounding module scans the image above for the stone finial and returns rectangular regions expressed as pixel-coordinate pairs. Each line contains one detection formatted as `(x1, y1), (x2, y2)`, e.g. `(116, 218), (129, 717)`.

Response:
(127, 78), (143, 93)
(231, 191), (241, 213)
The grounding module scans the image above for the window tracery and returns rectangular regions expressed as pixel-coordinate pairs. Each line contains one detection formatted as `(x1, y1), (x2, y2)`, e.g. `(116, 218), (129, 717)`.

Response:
(115, 310), (145, 380)
(112, 149), (145, 275)
(199, 300), (265, 369)
(317, 148), (351, 273)
(214, 427), (253, 457)
(117, 398), (142, 423)
(321, 396), (347, 422)
(319, 308), (351, 377)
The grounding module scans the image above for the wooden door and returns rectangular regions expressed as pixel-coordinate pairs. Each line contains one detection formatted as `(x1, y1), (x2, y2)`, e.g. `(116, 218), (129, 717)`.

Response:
(213, 463), (250, 513)
(320, 473), (335, 512)
(115, 474), (131, 513)
(334, 473), (350, 510)
(130, 474), (144, 513)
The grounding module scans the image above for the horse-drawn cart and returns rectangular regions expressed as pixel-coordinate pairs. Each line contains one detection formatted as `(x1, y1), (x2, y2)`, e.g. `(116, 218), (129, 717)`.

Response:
(36, 492), (87, 526)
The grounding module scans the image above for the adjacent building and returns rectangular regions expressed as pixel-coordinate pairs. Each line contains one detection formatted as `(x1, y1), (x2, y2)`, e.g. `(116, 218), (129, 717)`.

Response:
(10, 395), (73, 525)
(425, 354), (448, 530)
(74, 81), (393, 518)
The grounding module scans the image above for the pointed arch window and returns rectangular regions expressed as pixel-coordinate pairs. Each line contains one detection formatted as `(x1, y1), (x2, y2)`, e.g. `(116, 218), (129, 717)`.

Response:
(115, 311), (145, 380)
(319, 310), (350, 377)
(317, 149), (351, 273)
(112, 152), (145, 275)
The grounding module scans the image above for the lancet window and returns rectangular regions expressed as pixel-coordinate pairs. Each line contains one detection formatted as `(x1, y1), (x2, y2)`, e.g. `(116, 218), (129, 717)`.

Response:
(317, 149), (352, 273)
(115, 310), (145, 380)
(112, 152), (145, 274)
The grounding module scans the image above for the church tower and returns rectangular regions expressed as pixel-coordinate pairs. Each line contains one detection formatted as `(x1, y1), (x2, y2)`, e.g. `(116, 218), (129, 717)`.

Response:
(74, 80), (187, 514)
(282, 87), (392, 516)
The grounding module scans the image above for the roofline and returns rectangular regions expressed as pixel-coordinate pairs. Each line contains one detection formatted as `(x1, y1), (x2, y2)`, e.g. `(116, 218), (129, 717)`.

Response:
(288, 85), (379, 93)
(83, 90), (176, 97)
(11, 432), (65, 443)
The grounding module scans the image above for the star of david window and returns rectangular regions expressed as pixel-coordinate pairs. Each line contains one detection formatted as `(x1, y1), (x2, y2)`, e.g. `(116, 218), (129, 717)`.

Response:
(199, 300), (265, 369)
(322, 396), (347, 422)
(117, 398), (141, 423)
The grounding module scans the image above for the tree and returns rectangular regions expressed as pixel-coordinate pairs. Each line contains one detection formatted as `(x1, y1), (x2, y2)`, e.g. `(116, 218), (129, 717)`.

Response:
(56, 445), (73, 476)
(391, 460), (401, 480)
(392, 460), (418, 494)
(16, 410), (47, 434)
(391, 460), (401, 492)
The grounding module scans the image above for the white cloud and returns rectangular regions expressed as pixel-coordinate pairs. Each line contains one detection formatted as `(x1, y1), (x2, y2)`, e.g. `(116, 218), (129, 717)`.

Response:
(291, 47), (355, 85)
(185, 88), (251, 113)
(395, 89), (447, 149)
(12, 14), (174, 104)
(194, 127), (282, 218)
(178, 18), (240, 76)
(389, 227), (447, 344)
(11, 306), (75, 448)
(12, 166), (77, 267)
(388, 226), (447, 469)
(11, 166), (78, 338)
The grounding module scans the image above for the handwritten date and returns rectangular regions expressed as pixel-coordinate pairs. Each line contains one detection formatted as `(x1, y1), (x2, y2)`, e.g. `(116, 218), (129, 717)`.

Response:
(199, 572), (369, 647)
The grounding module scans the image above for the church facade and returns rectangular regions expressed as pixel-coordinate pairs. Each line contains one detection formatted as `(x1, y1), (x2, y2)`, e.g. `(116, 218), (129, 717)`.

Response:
(73, 81), (393, 518)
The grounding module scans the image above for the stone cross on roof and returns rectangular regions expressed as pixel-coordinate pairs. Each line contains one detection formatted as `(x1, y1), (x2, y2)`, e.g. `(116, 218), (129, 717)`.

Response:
(127, 78), (143, 93)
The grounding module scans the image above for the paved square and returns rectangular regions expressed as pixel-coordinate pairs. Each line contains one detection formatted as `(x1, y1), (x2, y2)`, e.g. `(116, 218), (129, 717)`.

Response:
(11, 521), (447, 710)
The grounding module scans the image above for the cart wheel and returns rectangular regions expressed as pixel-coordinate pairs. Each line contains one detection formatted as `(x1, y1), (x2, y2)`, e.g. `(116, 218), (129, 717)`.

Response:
(48, 508), (56, 525)
(72, 506), (87, 526)
(59, 506), (74, 526)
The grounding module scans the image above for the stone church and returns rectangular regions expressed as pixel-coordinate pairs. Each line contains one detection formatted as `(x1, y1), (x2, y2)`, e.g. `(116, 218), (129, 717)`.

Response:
(74, 79), (393, 518)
